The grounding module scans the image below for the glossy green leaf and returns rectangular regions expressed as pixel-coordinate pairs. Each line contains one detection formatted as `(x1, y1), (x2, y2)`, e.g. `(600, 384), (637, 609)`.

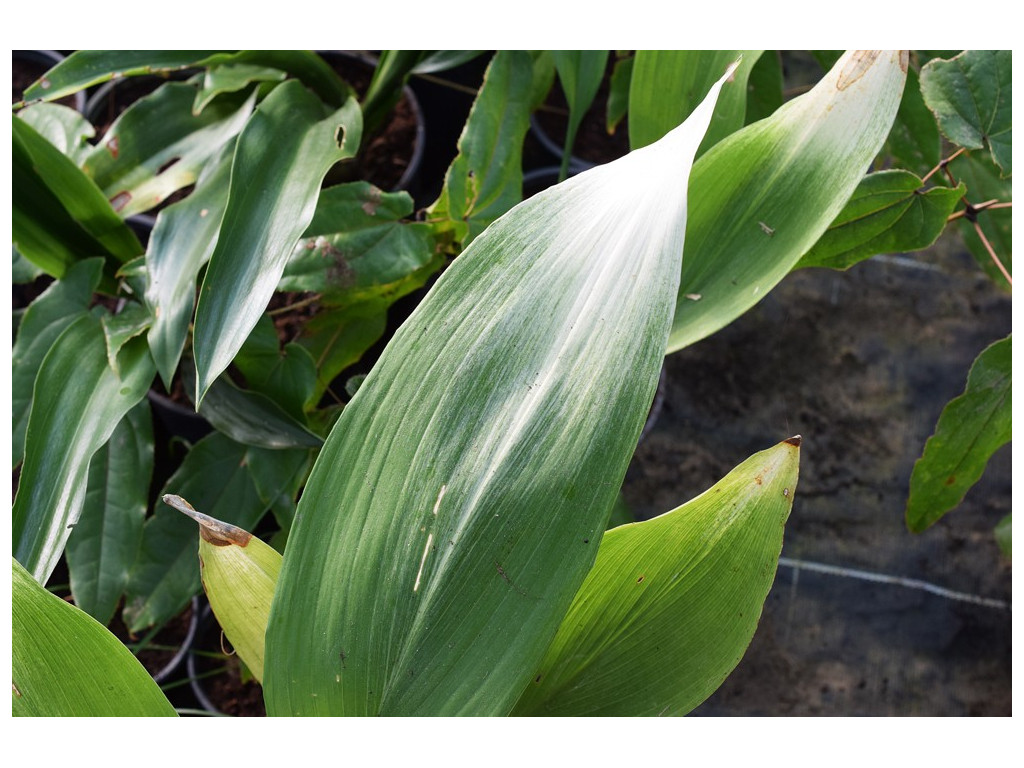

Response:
(101, 301), (153, 373)
(606, 54), (633, 133)
(411, 51), (485, 74)
(183, 356), (323, 449)
(552, 50), (608, 180)
(12, 247), (44, 284)
(906, 336), (1011, 532)
(144, 140), (234, 386)
(13, 314), (155, 584)
(123, 432), (307, 631)
(953, 151), (1012, 288)
(193, 63), (287, 113)
(12, 258), (103, 469)
(744, 51), (783, 125)
(82, 82), (255, 218)
(13, 115), (143, 275)
(513, 438), (799, 716)
(192, 82), (362, 404)
(362, 51), (427, 136)
(12, 558), (176, 716)
(22, 50), (349, 109)
(994, 514), (1011, 559)
(920, 50), (1011, 176)
(797, 170), (965, 270)
(882, 66), (941, 176)
(234, 315), (319, 418)
(428, 50), (537, 244)
(66, 400), (153, 625)
(15, 102), (94, 164)
(668, 50), (908, 354)
(264, 68), (731, 717)
(629, 50), (762, 158)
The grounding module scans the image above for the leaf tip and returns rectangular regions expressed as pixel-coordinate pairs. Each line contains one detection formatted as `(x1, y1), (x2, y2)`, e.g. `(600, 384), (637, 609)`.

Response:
(783, 434), (802, 448)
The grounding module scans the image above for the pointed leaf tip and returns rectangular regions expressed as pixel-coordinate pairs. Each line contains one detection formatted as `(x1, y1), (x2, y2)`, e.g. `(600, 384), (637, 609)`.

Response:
(784, 435), (802, 447)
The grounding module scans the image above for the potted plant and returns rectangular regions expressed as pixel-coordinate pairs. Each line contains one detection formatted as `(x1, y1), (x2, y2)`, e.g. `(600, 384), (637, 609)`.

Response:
(12, 50), (1009, 716)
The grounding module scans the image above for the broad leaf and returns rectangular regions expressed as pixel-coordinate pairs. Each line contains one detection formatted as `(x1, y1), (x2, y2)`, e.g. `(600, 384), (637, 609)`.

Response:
(15, 102), (94, 164)
(82, 82), (255, 218)
(12, 558), (176, 716)
(428, 50), (537, 244)
(192, 81), (362, 403)
(13, 314), (155, 584)
(264, 68), (732, 717)
(668, 50), (908, 354)
(906, 336), (1012, 532)
(797, 170), (965, 270)
(123, 432), (307, 631)
(66, 400), (154, 625)
(551, 50), (609, 180)
(234, 315), (319, 419)
(629, 50), (763, 158)
(744, 51), (783, 125)
(920, 50), (1011, 176)
(144, 140), (234, 385)
(12, 258), (103, 469)
(513, 437), (800, 716)
(193, 63), (286, 113)
(882, 66), (942, 176)
(101, 301), (153, 373)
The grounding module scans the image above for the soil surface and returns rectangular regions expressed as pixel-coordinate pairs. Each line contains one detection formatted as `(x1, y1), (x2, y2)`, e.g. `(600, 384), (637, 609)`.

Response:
(621, 232), (1012, 715)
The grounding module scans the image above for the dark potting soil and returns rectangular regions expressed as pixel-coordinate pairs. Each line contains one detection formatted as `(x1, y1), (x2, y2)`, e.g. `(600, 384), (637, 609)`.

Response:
(107, 600), (196, 680)
(12, 52), (80, 110)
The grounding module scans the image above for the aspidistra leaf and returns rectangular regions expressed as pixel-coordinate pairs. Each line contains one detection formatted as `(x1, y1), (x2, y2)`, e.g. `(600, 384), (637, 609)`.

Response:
(192, 81), (362, 404)
(512, 437), (800, 716)
(551, 50), (609, 180)
(906, 336), (1011, 532)
(264, 67), (734, 717)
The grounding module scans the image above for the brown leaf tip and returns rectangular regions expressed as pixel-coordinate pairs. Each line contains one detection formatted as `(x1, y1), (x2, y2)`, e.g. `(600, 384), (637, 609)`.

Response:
(784, 435), (802, 447)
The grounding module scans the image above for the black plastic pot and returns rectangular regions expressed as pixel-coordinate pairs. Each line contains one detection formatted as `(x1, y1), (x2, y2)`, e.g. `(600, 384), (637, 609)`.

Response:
(187, 603), (266, 716)
(13, 50), (86, 113)
(150, 596), (201, 684)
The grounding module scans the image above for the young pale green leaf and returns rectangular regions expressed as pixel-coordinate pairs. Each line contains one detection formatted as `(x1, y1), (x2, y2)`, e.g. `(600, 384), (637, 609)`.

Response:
(920, 50), (1011, 177)
(66, 400), (153, 626)
(124, 432), (307, 631)
(906, 336), (1011, 533)
(953, 151), (1012, 288)
(164, 495), (281, 683)
(192, 82), (362, 404)
(12, 558), (176, 716)
(428, 50), (537, 244)
(144, 140), (234, 386)
(668, 50), (908, 354)
(797, 170), (965, 271)
(551, 50), (609, 180)
(264, 67), (733, 717)
(13, 314), (155, 584)
(81, 82), (255, 218)
(629, 50), (762, 158)
(12, 258), (103, 469)
(882, 66), (942, 176)
(13, 115), (143, 274)
(513, 437), (799, 716)
(994, 515), (1011, 559)
(15, 102), (95, 164)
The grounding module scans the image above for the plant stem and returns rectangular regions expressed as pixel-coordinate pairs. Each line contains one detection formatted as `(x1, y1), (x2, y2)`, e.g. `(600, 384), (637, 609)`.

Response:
(267, 294), (322, 317)
(921, 146), (967, 184)
(972, 220), (1012, 288)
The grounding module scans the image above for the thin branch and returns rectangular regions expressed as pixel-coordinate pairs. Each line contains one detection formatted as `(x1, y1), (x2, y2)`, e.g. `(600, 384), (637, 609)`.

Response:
(973, 220), (1012, 288)
(921, 146), (967, 184)
(411, 72), (481, 98)
(266, 294), (322, 317)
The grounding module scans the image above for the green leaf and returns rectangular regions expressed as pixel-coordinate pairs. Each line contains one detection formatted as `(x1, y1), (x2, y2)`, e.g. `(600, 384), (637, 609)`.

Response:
(234, 315), (319, 418)
(994, 514), (1011, 559)
(123, 432), (307, 631)
(264, 68), (731, 717)
(629, 50), (762, 158)
(668, 50), (908, 354)
(606, 54), (633, 133)
(12, 247), (44, 284)
(101, 301), (153, 374)
(882, 66), (942, 176)
(144, 140), (234, 386)
(428, 51), (537, 244)
(13, 115), (143, 276)
(15, 102), (95, 164)
(193, 63), (287, 113)
(82, 82), (255, 218)
(906, 336), (1012, 532)
(411, 51), (485, 74)
(920, 50), (1011, 176)
(183, 356), (323, 450)
(12, 258), (103, 469)
(797, 170), (965, 270)
(66, 400), (153, 626)
(513, 437), (799, 716)
(13, 314), (155, 584)
(552, 51), (609, 180)
(952, 150), (1012, 288)
(744, 51), (783, 125)
(192, 82), (362, 404)
(361, 51), (428, 136)
(12, 558), (176, 716)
